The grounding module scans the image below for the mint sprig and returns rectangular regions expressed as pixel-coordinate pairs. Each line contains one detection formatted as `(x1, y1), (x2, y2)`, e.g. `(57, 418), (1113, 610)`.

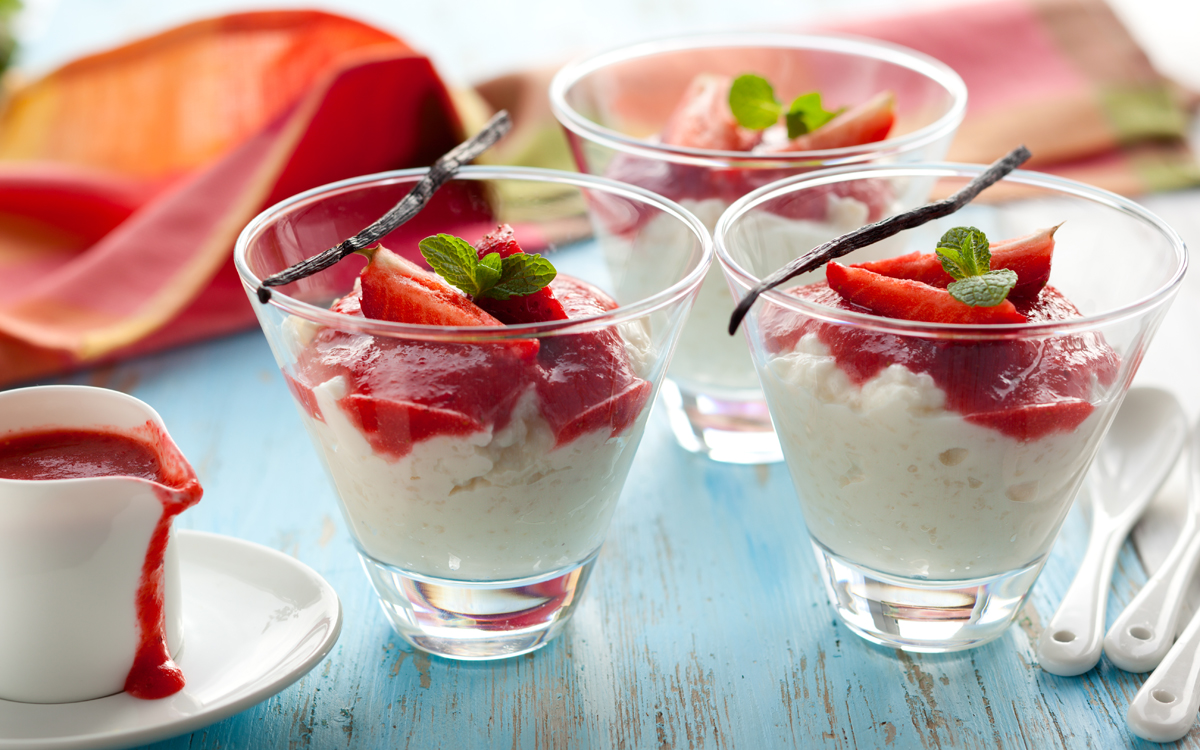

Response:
(729, 74), (842, 138)
(935, 227), (1017, 307)
(729, 74), (781, 129)
(785, 92), (841, 139)
(418, 233), (556, 300)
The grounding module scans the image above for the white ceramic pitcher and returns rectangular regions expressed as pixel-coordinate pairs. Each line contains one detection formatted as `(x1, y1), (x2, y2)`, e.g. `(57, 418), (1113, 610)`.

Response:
(0, 385), (200, 704)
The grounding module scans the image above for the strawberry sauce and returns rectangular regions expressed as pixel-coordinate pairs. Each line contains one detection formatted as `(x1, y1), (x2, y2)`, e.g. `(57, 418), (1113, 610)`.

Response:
(762, 284), (1120, 442)
(0, 423), (202, 700)
(0, 429), (162, 481)
(289, 275), (650, 460)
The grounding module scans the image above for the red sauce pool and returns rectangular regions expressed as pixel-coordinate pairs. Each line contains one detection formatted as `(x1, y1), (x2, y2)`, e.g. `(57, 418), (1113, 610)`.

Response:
(0, 424), (202, 700)
(0, 429), (164, 481)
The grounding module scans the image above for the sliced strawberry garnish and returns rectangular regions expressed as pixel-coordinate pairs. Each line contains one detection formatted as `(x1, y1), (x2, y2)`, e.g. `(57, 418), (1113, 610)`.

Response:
(360, 245), (501, 326)
(535, 276), (650, 445)
(988, 227), (1056, 298)
(965, 400), (1093, 442)
(341, 394), (488, 455)
(474, 223), (524, 259)
(763, 91), (895, 153)
(826, 261), (1027, 325)
(472, 225), (570, 325)
(661, 74), (762, 151)
(851, 226), (1056, 299)
(358, 244), (539, 361)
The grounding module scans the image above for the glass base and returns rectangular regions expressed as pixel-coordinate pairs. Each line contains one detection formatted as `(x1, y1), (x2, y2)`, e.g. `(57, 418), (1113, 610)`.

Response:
(812, 540), (1044, 652)
(661, 379), (782, 464)
(358, 552), (595, 660)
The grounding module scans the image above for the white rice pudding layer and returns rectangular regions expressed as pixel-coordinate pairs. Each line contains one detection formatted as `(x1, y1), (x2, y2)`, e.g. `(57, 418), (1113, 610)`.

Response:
(764, 333), (1102, 580)
(284, 317), (656, 583)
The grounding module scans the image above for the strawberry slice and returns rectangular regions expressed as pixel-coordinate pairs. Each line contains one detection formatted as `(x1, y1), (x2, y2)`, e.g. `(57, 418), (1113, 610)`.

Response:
(536, 276), (650, 445)
(763, 91), (895, 153)
(826, 261), (1027, 325)
(358, 244), (539, 360)
(472, 225), (570, 325)
(965, 400), (1093, 442)
(473, 223), (524, 259)
(661, 74), (762, 151)
(851, 226), (1057, 299)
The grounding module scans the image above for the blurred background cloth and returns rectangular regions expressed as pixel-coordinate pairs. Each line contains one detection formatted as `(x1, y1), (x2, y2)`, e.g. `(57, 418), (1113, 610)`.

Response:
(477, 0), (1199, 193)
(0, 0), (1195, 386)
(0, 11), (463, 385)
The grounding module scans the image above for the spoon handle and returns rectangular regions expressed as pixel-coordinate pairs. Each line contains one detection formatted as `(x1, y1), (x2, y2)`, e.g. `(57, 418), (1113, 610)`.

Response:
(1108, 418), (1200, 672)
(1127, 604), (1200, 742)
(1105, 511), (1200, 672)
(1038, 513), (1127, 676)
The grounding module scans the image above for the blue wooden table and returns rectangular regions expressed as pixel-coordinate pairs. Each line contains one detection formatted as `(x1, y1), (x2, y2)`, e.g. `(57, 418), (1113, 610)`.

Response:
(28, 326), (1186, 749)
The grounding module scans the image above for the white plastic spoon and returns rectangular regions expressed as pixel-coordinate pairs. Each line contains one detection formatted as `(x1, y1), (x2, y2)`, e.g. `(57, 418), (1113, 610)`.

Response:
(1037, 388), (1187, 677)
(1106, 418), (1200, 673)
(1128, 600), (1200, 742)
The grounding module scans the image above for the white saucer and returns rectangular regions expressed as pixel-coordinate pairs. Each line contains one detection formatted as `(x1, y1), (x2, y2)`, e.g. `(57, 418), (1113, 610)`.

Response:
(0, 530), (343, 750)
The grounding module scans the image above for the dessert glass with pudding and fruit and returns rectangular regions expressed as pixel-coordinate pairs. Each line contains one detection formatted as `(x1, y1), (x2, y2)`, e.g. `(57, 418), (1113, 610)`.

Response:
(550, 33), (966, 463)
(715, 164), (1186, 652)
(234, 167), (710, 660)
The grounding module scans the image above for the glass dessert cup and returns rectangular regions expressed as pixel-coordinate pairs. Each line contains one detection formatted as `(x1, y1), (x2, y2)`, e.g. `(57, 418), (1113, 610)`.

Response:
(550, 33), (967, 463)
(235, 167), (710, 660)
(715, 164), (1187, 652)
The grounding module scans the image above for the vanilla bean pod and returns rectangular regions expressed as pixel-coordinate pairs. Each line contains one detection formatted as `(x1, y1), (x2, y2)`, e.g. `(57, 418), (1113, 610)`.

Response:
(727, 145), (1032, 334)
(256, 110), (513, 303)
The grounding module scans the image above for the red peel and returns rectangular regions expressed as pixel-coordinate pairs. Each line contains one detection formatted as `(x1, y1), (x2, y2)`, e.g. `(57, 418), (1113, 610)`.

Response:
(762, 91), (895, 153)
(826, 261), (1028, 325)
(852, 226), (1057, 299)
(357, 244), (539, 361)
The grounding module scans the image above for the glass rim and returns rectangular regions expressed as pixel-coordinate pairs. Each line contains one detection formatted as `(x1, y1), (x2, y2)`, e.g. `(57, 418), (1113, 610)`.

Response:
(713, 162), (1189, 338)
(233, 165), (713, 340)
(548, 31), (968, 168)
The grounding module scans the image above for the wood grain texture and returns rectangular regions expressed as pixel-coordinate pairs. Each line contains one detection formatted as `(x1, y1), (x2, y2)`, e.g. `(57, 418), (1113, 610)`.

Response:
(19, 324), (1191, 749)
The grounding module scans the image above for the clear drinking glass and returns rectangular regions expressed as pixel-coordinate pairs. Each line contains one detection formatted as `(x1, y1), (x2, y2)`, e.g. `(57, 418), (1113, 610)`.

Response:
(234, 167), (710, 659)
(715, 164), (1187, 651)
(550, 33), (967, 463)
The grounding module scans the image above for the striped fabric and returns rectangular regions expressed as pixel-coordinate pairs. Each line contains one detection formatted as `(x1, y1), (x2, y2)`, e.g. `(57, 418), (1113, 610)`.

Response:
(817, 0), (1199, 193)
(0, 11), (463, 386)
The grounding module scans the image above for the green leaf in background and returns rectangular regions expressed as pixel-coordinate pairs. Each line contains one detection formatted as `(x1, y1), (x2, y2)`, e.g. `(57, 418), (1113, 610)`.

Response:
(785, 92), (841, 139)
(728, 74), (781, 130)
(0, 0), (21, 73)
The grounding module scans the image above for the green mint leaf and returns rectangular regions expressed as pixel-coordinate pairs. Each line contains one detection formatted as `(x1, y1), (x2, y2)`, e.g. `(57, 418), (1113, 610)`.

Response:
(483, 253), (557, 300)
(419, 234), (484, 296)
(475, 252), (503, 295)
(936, 227), (990, 279)
(419, 233), (560, 301)
(947, 269), (1017, 307)
(729, 74), (781, 130)
(935, 246), (970, 280)
(785, 92), (841, 139)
